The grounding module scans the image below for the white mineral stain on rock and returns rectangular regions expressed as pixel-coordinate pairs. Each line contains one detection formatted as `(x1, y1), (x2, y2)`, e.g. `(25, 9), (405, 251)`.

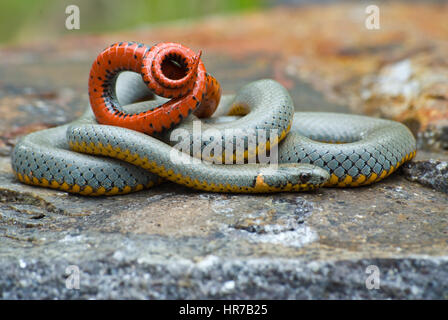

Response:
(221, 280), (236, 293)
(247, 225), (318, 248)
(211, 199), (234, 214)
(19, 259), (27, 269)
(363, 59), (420, 99)
(60, 234), (85, 243)
(196, 255), (220, 271)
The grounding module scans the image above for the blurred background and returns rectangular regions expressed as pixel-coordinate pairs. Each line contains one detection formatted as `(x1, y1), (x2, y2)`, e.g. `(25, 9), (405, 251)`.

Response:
(0, 0), (274, 44)
(1, 0), (447, 153)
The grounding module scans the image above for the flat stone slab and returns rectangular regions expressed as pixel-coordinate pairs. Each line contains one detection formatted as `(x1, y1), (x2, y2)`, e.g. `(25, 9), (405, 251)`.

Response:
(1, 2), (447, 299)
(1, 151), (447, 298)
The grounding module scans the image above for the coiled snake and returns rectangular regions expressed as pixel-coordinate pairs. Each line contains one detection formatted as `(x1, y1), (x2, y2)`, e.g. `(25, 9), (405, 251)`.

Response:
(11, 42), (416, 195)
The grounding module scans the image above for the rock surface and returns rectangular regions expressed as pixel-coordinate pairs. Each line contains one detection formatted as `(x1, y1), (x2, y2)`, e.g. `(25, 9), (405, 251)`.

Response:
(401, 158), (448, 194)
(0, 2), (447, 299)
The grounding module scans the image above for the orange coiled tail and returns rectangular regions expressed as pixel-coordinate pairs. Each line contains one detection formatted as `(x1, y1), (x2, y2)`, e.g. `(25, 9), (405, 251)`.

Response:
(88, 41), (221, 135)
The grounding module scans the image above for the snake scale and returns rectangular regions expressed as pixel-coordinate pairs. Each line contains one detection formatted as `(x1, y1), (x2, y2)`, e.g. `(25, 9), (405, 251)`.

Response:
(11, 42), (416, 195)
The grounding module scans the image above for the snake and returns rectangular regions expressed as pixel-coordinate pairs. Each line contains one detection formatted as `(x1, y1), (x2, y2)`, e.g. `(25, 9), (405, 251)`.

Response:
(10, 42), (417, 195)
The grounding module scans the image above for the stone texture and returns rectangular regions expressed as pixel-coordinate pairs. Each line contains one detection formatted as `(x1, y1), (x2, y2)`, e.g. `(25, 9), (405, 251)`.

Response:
(1, 2), (448, 299)
(401, 159), (448, 194)
(359, 58), (448, 151)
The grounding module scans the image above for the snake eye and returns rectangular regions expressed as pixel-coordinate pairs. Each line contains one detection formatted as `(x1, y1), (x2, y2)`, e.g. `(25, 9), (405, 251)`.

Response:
(300, 172), (311, 183)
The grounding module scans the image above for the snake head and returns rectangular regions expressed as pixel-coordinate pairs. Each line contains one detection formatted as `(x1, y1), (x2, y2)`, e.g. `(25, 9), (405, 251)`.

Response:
(258, 164), (330, 190)
(294, 164), (330, 187)
(308, 166), (330, 186)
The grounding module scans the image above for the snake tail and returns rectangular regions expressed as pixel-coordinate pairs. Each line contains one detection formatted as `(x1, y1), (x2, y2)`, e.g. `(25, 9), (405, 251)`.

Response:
(88, 41), (221, 135)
